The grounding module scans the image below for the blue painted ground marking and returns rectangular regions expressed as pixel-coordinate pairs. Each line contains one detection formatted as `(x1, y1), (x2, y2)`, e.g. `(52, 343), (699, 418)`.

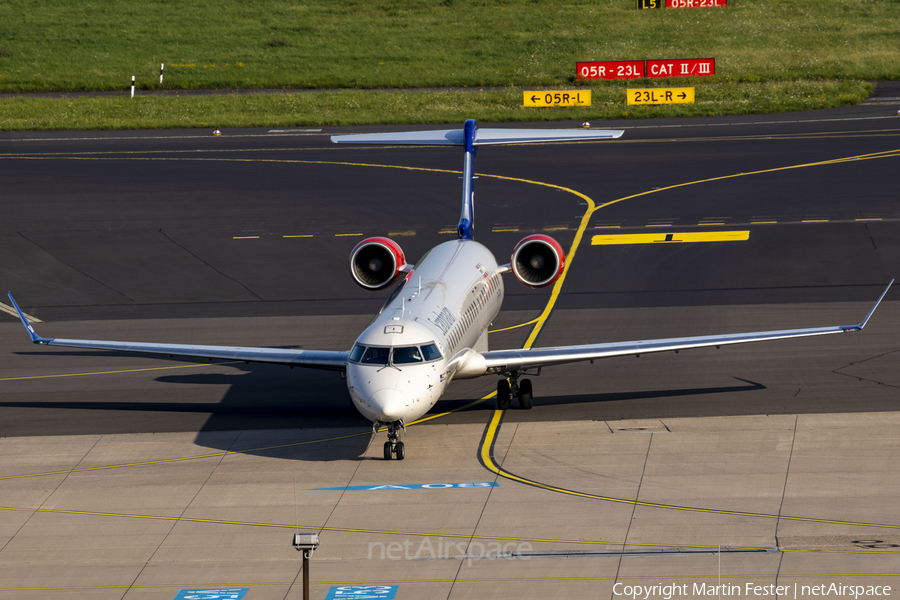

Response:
(325, 585), (399, 600)
(173, 589), (248, 600)
(308, 482), (497, 491)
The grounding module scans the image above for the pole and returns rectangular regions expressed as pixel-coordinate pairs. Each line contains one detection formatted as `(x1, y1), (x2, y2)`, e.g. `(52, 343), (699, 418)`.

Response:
(160, 63), (164, 84)
(303, 550), (310, 600)
(130, 76), (135, 98)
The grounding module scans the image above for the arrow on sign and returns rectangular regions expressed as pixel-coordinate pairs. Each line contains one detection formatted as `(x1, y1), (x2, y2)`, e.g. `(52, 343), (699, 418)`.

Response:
(531, 95), (539, 102)
(678, 92), (687, 99)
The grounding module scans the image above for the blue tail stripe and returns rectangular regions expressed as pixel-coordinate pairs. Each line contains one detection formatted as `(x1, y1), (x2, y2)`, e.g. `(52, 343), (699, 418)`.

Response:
(458, 119), (477, 240)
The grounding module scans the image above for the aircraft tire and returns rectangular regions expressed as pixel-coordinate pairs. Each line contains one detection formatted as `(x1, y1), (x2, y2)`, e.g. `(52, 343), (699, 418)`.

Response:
(519, 379), (533, 410)
(396, 441), (405, 460)
(497, 379), (511, 410)
(383, 442), (393, 460)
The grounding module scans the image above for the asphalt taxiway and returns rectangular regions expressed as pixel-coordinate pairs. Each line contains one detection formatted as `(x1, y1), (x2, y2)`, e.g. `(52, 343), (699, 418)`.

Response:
(1, 94), (899, 598)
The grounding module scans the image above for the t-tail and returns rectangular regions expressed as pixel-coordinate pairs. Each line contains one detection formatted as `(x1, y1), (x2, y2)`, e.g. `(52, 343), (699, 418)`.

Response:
(331, 119), (623, 241)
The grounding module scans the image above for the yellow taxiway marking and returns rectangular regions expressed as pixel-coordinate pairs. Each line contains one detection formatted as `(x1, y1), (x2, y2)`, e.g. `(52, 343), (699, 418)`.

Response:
(592, 231), (750, 245)
(283, 234), (313, 238)
(646, 223), (672, 227)
(594, 225), (620, 229)
(479, 409), (900, 530)
(491, 227), (519, 232)
(3, 573), (899, 592)
(488, 317), (541, 334)
(335, 232), (363, 237)
(388, 230), (416, 237)
(0, 361), (240, 383)
(856, 218), (883, 221)
(802, 219), (829, 223)
(751, 220), (777, 224)
(232, 235), (259, 239)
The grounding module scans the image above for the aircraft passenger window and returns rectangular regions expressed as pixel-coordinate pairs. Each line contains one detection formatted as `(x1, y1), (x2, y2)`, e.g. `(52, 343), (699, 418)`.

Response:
(393, 346), (423, 364)
(361, 346), (390, 365)
(349, 344), (366, 362)
(421, 344), (441, 361)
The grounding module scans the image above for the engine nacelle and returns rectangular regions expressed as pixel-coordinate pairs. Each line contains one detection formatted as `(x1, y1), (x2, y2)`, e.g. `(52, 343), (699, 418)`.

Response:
(349, 237), (407, 290)
(511, 234), (565, 289)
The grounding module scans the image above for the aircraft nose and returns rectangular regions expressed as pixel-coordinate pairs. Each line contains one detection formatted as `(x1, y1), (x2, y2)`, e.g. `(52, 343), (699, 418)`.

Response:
(369, 389), (408, 422)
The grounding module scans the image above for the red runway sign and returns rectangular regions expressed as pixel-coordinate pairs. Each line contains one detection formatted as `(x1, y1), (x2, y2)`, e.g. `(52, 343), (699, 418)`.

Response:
(666, 0), (726, 7)
(647, 58), (715, 78)
(577, 61), (645, 81)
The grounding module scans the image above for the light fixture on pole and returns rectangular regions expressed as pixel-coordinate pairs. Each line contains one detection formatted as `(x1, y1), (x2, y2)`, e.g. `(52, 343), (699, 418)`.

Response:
(292, 533), (320, 600)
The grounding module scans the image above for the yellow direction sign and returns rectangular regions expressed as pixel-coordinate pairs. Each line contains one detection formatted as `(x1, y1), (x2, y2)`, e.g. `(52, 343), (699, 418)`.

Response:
(627, 87), (694, 105)
(524, 90), (591, 107)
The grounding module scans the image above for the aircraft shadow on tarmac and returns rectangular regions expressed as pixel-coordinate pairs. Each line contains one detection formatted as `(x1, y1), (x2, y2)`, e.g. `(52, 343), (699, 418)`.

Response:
(10, 349), (887, 460)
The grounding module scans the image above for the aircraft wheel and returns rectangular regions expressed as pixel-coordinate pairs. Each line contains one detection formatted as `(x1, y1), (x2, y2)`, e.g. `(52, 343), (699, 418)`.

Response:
(497, 379), (511, 410)
(518, 379), (533, 410)
(396, 441), (405, 460)
(383, 441), (393, 460)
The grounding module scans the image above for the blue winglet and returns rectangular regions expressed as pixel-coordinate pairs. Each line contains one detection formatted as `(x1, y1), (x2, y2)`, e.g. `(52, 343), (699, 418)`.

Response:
(854, 278), (894, 330)
(7, 292), (44, 343)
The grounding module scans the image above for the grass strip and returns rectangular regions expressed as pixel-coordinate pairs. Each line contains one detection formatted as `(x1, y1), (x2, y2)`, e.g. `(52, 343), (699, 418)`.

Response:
(0, 80), (873, 131)
(0, 1), (897, 93)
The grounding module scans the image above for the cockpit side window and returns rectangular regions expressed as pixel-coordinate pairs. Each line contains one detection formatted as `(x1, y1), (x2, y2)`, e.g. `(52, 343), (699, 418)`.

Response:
(349, 344), (366, 362)
(361, 346), (390, 365)
(392, 346), (423, 364)
(421, 343), (442, 361)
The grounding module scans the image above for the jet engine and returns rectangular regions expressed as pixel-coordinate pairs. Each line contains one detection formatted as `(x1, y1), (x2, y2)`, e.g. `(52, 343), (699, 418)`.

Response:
(349, 237), (408, 290)
(510, 234), (565, 288)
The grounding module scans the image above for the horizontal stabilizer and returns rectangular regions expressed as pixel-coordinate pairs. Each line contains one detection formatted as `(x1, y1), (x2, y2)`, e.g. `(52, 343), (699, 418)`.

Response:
(331, 127), (622, 146)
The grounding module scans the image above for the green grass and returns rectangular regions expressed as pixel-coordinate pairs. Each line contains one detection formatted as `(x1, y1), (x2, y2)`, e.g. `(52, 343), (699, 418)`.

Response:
(0, 80), (871, 131)
(0, 0), (895, 129)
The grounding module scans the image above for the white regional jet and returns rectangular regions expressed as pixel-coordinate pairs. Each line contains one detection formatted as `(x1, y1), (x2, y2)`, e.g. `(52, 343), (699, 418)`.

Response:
(9, 120), (894, 460)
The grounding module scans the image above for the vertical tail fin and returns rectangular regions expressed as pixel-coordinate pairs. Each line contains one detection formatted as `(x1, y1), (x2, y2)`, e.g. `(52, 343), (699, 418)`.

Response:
(331, 121), (623, 242)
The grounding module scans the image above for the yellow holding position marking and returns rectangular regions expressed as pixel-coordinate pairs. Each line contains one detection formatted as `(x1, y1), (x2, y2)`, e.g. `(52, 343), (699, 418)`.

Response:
(592, 230), (750, 245)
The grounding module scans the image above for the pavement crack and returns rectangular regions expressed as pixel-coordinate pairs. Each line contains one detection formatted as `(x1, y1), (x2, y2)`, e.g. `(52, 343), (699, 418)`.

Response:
(159, 228), (264, 301)
(18, 231), (134, 302)
(610, 432), (654, 600)
(832, 350), (900, 389)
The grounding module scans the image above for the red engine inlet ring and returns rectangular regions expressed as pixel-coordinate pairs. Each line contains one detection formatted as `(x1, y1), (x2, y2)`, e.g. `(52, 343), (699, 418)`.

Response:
(349, 237), (407, 290)
(510, 234), (565, 289)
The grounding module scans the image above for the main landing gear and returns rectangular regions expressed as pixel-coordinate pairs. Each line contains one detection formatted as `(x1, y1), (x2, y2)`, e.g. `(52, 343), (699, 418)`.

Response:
(496, 371), (533, 410)
(379, 421), (405, 460)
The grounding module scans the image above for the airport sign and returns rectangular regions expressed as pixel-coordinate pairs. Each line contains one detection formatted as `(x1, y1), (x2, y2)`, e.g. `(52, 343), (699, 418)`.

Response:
(523, 90), (591, 107)
(627, 88), (695, 105)
(667, 0), (726, 7)
(647, 58), (715, 78)
(577, 60), (645, 80)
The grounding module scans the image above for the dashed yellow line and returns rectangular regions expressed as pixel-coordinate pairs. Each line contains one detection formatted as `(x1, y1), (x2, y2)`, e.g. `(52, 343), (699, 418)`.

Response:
(802, 219), (829, 223)
(646, 223), (672, 227)
(283, 234), (313, 238)
(751, 220), (777, 224)
(232, 235), (259, 239)
(856, 218), (883, 221)
(335, 232), (363, 237)
(388, 230), (416, 237)
(492, 227), (519, 232)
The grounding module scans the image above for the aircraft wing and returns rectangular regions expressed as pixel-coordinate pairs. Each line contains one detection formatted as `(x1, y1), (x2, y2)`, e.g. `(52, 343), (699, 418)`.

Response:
(479, 280), (893, 374)
(6, 293), (348, 371)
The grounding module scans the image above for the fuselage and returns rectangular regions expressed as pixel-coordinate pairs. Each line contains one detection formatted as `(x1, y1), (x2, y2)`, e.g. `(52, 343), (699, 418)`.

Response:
(346, 239), (504, 425)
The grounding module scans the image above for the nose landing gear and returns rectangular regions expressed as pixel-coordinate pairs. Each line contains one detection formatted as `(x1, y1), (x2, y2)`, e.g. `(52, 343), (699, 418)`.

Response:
(378, 420), (406, 460)
(497, 371), (533, 410)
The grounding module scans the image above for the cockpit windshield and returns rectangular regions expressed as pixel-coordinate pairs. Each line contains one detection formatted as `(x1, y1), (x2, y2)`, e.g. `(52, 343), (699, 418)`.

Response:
(349, 342), (443, 365)
(361, 346), (390, 365)
(392, 346), (423, 364)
